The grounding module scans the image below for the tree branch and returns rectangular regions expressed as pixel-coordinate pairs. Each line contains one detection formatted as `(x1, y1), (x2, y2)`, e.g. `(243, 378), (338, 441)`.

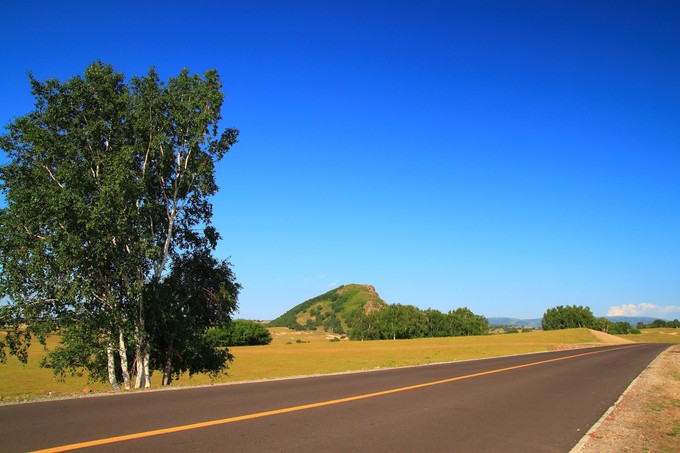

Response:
(42, 164), (64, 189)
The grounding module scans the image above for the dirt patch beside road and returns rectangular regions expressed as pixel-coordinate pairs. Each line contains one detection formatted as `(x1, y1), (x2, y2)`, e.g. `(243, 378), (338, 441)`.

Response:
(572, 344), (680, 452)
(552, 330), (635, 351)
(587, 329), (636, 344)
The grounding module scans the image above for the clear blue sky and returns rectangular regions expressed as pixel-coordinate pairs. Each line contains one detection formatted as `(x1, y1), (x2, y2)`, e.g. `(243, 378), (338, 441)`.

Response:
(2, 1), (679, 320)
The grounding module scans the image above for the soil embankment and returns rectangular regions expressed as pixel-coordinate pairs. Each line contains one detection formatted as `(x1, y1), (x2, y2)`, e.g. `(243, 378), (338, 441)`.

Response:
(587, 329), (635, 344)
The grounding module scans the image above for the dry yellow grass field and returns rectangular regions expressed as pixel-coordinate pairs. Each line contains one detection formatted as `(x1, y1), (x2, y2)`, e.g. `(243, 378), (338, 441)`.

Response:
(1, 328), (677, 403)
(0, 335), (111, 401)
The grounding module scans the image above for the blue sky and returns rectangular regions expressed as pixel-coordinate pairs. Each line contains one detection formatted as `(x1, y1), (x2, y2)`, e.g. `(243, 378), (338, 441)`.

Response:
(2, 1), (679, 320)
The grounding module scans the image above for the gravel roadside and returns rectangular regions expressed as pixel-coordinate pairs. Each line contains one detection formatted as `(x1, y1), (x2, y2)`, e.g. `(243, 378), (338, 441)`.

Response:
(572, 343), (680, 452)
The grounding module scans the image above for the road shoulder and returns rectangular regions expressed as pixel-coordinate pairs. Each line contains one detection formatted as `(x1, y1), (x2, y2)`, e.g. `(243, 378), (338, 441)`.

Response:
(572, 344), (680, 452)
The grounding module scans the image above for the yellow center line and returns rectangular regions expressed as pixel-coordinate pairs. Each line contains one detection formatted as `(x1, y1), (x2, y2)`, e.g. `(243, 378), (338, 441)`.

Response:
(31, 345), (638, 452)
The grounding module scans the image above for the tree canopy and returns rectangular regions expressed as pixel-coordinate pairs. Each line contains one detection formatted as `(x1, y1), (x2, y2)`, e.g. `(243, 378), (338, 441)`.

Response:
(206, 320), (273, 347)
(0, 62), (240, 390)
(541, 305), (597, 331)
(349, 305), (489, 340)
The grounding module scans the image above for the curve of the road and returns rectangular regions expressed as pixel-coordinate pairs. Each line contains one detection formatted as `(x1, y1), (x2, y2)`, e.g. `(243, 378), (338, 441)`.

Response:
(0, 343), (669, 452)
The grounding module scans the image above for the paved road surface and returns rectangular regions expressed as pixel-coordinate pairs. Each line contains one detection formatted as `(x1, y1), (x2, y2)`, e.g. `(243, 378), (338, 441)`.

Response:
(0, 343), (668, 452)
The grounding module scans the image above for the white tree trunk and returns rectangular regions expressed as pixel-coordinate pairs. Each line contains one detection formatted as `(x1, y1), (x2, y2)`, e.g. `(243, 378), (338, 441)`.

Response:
(134, 296), (151, 389)
(106, 343), (120, 391)
(134, 344), (151, 389)
(118, 329), (131, 390)
(134, 355), (142, 389)
(142, 350), (151, 388)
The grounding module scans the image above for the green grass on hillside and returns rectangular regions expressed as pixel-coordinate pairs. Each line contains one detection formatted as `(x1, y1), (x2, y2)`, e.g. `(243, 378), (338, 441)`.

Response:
(267, 284), (386, 331)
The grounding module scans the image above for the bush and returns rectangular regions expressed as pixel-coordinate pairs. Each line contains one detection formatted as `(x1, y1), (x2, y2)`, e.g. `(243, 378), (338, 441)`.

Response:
(305, 318), (318, 330)
(609, 321), (633, 335)
(323, 313), (345, 334)
(207, 320), (272, 347)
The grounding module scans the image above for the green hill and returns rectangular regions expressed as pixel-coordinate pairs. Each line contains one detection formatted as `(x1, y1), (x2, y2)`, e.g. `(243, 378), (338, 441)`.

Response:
(268, 284), (388, 334)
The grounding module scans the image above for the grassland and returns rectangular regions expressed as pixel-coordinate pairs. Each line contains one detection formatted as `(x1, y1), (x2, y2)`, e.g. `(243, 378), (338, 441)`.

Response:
(617, 328), (680, 343)
(0, 335), (112, 402)
(1, 328), (678, 403)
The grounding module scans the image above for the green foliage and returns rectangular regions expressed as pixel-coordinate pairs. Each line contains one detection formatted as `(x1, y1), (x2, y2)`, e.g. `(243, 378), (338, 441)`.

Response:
(268, 284), (386, 332)
(631, 319), (679, 329)
(0, 62), (239, 388)
(0, 63), (138, 369)
(207, 320), (272, 347)
(541, 305), (597, 330)
(596, 317), (633, 335)
(322, 312), (345, 334)
(610, 321), (633, 334)
(41, 324), (113, 383)
(595, 317), (680, 335)
(424, 308), (450, 337)
(349, 305), (488, 341)
(269, 285), (489, 342)
(348, 310), (382, 340)
(146, 248), (240, 384)
(377, 304), (428, 340)
(448, 307), (490, 336)
(170, 335), (233, 383)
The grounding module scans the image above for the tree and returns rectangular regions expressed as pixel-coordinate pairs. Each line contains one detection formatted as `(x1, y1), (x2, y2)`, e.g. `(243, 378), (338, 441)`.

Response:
(323, 312), (345, 334)
(424, 309), (449, 337)
(541, 305), (596, 330)
(596, 317), (613, 334)
(0, 63), (142, 390)
(0, 62), (239, 390)
(349, 304), (488, 340)
(447, 307), (489, 336)
(348, 310), (381, 341)
(609, 321), (633, 335)
(146, 246), (240, 385)
(378, 304), (427, 340)
(207, 320), (273, 347)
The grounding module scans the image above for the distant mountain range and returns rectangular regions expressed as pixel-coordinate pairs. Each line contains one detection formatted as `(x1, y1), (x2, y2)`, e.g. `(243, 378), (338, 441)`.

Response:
(603, 316), (667, 325)
(487, 316), (667, 328)
(487, 317), (543, 327)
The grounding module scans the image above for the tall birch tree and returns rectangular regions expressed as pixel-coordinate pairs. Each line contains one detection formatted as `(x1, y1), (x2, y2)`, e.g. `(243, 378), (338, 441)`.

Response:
(0, 62), (239, 390)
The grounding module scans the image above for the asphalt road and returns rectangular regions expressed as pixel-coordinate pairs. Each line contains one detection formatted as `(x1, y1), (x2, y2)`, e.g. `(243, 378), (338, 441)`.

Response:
(0, 343), (668, 452)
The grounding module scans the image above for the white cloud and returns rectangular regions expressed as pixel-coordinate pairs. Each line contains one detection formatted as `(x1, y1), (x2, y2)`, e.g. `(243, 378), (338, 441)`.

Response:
(607, 303), (680, 319)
